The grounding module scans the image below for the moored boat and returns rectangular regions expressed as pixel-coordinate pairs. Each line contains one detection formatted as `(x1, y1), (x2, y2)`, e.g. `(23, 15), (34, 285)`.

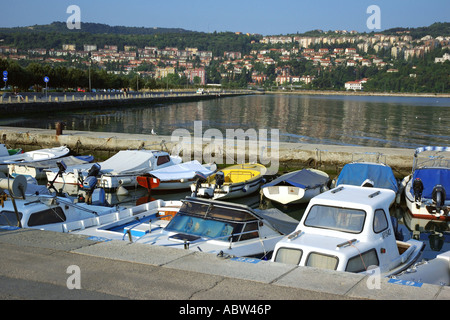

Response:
(45, 150), (183, 192)
(191, 163), (267, 200)
(8, 155), (93, 179)
(271, 184), (425, 277)
(0, 175), (118, 232)
(138, 160), (217, 191)
(0, 146), (70, 173)
(261, 168), (330, 205)
(74, 196), (299, 259)
(399, 146), (450, 221)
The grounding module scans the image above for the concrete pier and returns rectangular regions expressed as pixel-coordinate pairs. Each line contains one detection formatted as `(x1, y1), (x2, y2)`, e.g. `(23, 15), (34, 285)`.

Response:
(0, 126), (415, 176)
(0, 91), (250, 115)
(0, 227), (448, 301)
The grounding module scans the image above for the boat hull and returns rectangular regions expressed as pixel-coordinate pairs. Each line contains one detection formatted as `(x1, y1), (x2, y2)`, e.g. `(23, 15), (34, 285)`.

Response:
(262, 185), (322, 205)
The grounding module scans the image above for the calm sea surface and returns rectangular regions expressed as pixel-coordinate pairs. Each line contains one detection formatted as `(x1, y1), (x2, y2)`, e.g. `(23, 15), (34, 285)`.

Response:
(2, 93), (449, 149)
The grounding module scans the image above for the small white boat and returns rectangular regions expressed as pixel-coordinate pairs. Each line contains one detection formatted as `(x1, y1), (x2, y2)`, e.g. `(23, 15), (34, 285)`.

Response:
(45, 150), (183, 192)
(271, 184), (425, 277)
(391, 251), (450, 286)
(74, 197), (299, 259)
(399, 146), (450, 221)
(191, 163), (267, 200)
(138, 160), (217, 191)
(0, 175), (118, 232)
(261, 169), (330, 205)
(0, 146), (70, 173)
(8, 155), (92, 179)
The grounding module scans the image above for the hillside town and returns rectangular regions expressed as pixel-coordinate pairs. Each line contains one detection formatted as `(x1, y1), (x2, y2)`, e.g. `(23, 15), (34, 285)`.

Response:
(1, 29), (449, 91)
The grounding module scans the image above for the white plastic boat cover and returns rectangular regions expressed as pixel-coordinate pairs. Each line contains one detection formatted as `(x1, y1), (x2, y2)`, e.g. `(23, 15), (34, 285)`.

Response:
(45, 150), (160, 175)
(2, 146), (70, 164)
(149, 160), (215, 181)
(9, 155), (89, 169)
(98, 150), (158, 174)
(262, 169), (329, 189)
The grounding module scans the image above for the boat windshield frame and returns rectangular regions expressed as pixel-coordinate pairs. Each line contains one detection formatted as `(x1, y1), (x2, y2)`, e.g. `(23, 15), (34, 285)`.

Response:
(413, 147), (450, 171)
(303, 204), (366, 234)
(164, 201), (260, 241)
(179, 201), (258, 222)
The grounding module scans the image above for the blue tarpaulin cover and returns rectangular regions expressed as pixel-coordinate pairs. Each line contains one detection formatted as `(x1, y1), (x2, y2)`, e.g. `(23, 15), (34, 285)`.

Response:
(335, 163), (398, 193)
(410, 168), (450, 200)
(262, 169), (329, 190)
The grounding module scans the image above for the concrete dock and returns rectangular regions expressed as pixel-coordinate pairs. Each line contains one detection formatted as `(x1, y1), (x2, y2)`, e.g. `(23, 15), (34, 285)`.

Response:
(0, 91), (251, 115)
(0, 227), (448, 302)
(0, 126), (416, 176)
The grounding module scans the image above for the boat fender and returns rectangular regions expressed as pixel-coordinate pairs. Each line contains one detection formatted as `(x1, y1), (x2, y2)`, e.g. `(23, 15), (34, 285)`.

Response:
(243, 184), (250, 193)
(432, 185), (446, 209)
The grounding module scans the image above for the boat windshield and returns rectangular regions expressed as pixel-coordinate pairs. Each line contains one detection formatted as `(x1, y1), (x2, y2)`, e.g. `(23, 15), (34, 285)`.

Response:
(304, 205), (366, 234)
(0, 210), (22, 227)
(165, 212), (240, 240)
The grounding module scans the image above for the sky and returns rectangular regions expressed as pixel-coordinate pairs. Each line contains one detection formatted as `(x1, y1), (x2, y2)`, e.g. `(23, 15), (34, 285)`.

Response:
(1, 0), (449, 35)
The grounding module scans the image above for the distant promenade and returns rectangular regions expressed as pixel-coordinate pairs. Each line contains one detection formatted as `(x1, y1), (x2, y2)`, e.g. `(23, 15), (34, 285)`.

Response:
(0, 90), (254, 114)
(269, 89), (450, 98)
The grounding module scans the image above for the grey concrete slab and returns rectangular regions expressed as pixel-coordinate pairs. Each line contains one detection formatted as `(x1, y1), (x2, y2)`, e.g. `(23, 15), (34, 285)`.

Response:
(272, 264), (366, 296)
(73, 240), (195, 266)
(0, 228), (96, 251)
(163, 250), (296, 284)
(347, 276), (443, 300)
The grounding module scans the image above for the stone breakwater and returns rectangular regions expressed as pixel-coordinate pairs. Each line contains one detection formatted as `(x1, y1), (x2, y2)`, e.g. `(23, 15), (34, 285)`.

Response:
(0, 91), (251, 115)
(0, 126), (415, 177)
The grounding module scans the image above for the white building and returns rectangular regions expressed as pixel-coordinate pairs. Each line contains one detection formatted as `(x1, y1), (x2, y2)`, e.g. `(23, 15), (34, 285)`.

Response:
(435, 53), (450, 63)
(345, 80), (363, 91)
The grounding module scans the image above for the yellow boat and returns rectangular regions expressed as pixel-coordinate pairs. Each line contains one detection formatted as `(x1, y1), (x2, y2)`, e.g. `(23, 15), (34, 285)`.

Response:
(191, 163), (267, 200)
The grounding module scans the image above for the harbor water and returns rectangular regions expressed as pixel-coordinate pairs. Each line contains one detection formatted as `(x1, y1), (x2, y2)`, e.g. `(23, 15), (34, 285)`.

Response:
(0, 93), (449, 149)
(2, 93), (450, 261)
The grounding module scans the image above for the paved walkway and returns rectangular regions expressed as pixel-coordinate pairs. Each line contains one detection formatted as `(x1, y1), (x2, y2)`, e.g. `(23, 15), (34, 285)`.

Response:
(0, 227), (448, 303)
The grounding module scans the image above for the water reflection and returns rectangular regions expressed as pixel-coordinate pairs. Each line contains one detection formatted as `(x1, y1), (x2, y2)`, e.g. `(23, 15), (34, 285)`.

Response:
(1, 94), (448, 148)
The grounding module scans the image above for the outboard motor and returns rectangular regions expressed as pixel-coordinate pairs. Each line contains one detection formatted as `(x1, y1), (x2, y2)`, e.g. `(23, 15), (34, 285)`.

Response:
(81, 163), (101, 204)
(82, 176), (98, 191)
(412, 177), (424, 208)
(191, 171), (208, 197)
(214, 171), (225, 189)
(87, 163), (101, 178)
(432, 185), (446, 211)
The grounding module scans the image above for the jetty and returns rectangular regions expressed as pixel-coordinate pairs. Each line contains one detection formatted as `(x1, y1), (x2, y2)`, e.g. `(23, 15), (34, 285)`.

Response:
(0, 126), (415, 177)
(0, 90), (254, 115)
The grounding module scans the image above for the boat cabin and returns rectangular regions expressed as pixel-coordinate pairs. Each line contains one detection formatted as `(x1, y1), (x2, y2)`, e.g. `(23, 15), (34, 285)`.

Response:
(0, 194), (117, 232)
(271, 185), (424, 275)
